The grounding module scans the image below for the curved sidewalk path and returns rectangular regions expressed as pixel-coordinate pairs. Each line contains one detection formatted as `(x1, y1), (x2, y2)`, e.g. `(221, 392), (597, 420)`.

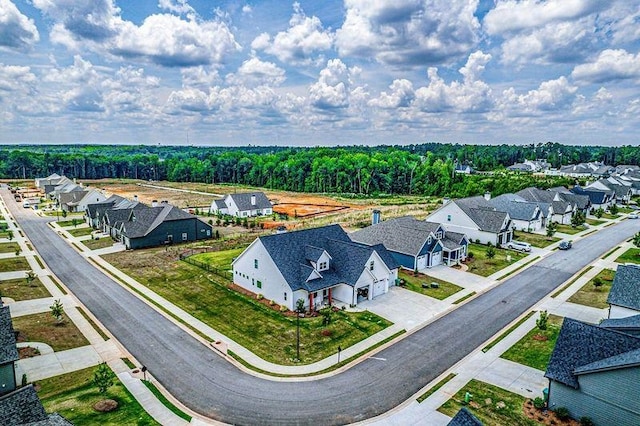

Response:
(5, 186), (639, 425)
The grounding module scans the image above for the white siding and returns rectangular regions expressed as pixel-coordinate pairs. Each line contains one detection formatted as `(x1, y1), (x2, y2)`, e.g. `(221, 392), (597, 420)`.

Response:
(428, 202), (499, 245)
(232, 240), (293, 310)
(332, 284), (355, 306)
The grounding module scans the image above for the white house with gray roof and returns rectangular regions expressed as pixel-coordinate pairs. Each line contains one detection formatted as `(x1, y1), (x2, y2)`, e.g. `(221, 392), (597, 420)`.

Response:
(232, 224), (398, 311)
(210, 192), (272, 217)
(487, 194), (543, 232)
(426, 196), (513, 246)
(607, 265), (640, 319)
(515, 187), (575, 225)
(350, 216), (468, 270)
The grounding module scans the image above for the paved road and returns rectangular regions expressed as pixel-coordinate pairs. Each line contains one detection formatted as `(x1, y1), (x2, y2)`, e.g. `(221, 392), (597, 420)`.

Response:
(5, 188), (638, 425)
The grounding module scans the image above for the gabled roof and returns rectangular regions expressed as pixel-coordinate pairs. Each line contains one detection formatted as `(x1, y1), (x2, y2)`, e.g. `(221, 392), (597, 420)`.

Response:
(516, 187), (556, 203)
(58, 190), (88, 206)
(455, 197), (509, 233)
(121, 204), (196, 238)
(0, 304), (19, 365)
(545, 318), (640, 389)
(85, 194), (126, 219)
(213, 199), (226, 209)
(350, 216), (438, 256)
(447, 407), (483, 426)
(570, 186), (611, 204)
(559, 192), (590, 210)
(574, 347), (640, 375)
(0, 385), (71, 425)
(226, 192), (272, 211)
(607, 265), (640, 311)
(258, 224), (397, 293)
(600, 314), (640, 332)
(488, 194), (540, 221)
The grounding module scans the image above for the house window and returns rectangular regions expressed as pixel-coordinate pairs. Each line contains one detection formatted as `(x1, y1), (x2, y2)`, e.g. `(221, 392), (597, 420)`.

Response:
(447, 215), (451, 222)
(284, 292), (287, 301)
(369, 260), (374, 270)
(182, 232), (188, 241)
(319, 261), (327, 271)
(252, 278), (255, 286)
(254, 259), (259, 269)
(436, 231), (443, 239)
(257, 280), (262, 289)
(427, 237), (432, 245)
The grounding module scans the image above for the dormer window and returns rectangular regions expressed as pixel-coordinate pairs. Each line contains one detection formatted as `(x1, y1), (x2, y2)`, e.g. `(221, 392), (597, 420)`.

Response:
(436, 231), (443, 239)
(318, 261), (328, 271)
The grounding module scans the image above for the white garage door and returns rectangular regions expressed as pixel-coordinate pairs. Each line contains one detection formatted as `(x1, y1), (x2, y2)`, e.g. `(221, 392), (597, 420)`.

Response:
(431, 251), (442, 267)
(417, 255), (428, 270)
(373, 279), (386, 297)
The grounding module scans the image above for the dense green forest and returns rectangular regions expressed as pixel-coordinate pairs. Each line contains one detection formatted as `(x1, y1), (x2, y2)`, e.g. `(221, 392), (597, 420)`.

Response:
(1, 142), (637, 197)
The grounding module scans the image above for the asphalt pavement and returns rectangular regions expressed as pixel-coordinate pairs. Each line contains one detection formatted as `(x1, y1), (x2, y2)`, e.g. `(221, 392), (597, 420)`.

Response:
(5, 187), (638, 425)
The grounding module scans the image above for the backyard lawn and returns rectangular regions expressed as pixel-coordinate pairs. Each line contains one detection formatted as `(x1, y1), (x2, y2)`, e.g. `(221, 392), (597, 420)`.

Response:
(466, 243), (528, 277)
(0, 256), (30, 272)
(0, 277), (50, 300)
(500, 314), (563, 371)
(67, 227), (95, 237)
(189, 247), (245, 271)
(512, 232), (559, 248)
(438, 379), (537, 426)
(83, 237), (115, 251)
(615, 248), (640, 264)
(38, 366), (158, 425)
(103, 249), (392, 365)
(12, 311), (90, 352)
(0, 242), (21, 253)
(567, 269), (615, 309)
(398, 269), (462, 300)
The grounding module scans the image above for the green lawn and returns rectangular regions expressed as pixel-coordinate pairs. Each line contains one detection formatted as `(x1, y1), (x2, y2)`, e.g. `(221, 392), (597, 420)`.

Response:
(398, 269), (462, 300)
(84, 237), (115, 251)
(0, 256), (30, 272)
(554, 224), (583, 235)
(602, 212), (620, 220)
(57, 219), (84, 227)
(190, 247), (245, 271)
(586, 218), (605, 226)
(501, 314), (563, 371)
(615, 248), (640, 264)
(0, 242), (21, 253)
(438, 379), (537, 426)
(567, 269), (615, 309)
(13, 311), (90, 352)
(0, 277), (50, 300)
(68, 227), (94, 237)
(38, 366), (159, 425)
(512, 232), (559, 248)
(0, 231), (13, 239)
(103, 251), (391, 365)
(466, 243), (528, 277)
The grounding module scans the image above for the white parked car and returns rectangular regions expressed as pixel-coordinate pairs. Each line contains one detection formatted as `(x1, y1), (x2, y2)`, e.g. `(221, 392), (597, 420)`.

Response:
(629, 213), (638, 219)
(506, 241), (532, 252)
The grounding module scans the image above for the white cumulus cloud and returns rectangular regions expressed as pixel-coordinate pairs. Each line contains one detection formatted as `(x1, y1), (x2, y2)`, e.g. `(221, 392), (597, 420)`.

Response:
(0, 0), (40, 51)
(572, 49), (640, 84)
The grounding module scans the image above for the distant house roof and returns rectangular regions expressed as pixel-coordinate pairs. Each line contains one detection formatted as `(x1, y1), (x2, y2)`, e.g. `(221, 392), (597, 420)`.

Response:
(454, 197), (509, 233)
(545, 318), (640, 389)
(0, 304), (19, 366)
(121, 204), (200, 239)
(0, 385), (71, 425)
(488, 194), (541, 222)
(448, 407), (483, 426)
(59, 190), (88, 207)
(570, 186), (611, 205)
(213, 199), (226, 209)
(508, 163), (534, 172)
(350, 216), (440, 256)
(257, 224), (398, 293)
(85, 194), (126, 219)
(559, 192), (590, 210)
(516, 187), (556, 203)
(227, 192), (272, 211)
(600, 314), (640, 333)
(607, 265), (640, 311)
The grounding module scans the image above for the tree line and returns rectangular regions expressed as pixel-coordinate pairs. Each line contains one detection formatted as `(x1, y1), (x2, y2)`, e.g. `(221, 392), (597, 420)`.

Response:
(0, 142), (636, 198)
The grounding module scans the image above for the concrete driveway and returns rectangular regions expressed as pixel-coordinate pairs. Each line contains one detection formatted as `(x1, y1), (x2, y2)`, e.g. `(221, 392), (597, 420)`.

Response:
(359, 286), (447, 331)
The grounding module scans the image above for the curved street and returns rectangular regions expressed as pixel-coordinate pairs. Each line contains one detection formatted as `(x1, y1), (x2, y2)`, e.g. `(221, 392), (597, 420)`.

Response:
(4, 188), (638, 425)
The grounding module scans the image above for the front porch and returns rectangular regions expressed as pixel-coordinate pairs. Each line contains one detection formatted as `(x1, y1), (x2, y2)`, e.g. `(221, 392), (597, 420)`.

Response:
(442, 246), (467, 266)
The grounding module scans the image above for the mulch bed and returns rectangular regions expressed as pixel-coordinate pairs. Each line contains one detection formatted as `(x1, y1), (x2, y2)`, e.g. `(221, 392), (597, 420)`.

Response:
(93, 399), (118, 412)
(523, 399), (579, 425)
(18, 346), (40, 359)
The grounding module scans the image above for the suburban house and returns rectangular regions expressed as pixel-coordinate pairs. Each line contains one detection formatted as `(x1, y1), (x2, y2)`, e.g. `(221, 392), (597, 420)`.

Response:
(59, 188), (106, 213)
(515, 187), (575, 225)
(600, 314), (640, 337)
(34, 173), (65, 189)
(209, 192), (272, 217)
(49, 181), (84, 204)
(607, 264), (640, 319)
(427, 195), (513, 246)
(507, 159), (550, 173)
(99, 199), (144, 239)
(231, 224), (399, 311)
(454, 164), (473, 174)
(103, 202), (212, 249)
(0, 300), (71, 425)
(586, 178), (633, 204)
(84, 194), (131, 228)
(558, 162), (614, 178)
(350, 216), (468, 270)
(487, 194), (544, 231)
(570, 186), (614, 211)
(545, 318), (640, 426)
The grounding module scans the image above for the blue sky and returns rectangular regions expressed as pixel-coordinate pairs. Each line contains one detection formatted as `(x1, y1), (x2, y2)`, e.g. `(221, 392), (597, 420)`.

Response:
(0, 0), (639, 146)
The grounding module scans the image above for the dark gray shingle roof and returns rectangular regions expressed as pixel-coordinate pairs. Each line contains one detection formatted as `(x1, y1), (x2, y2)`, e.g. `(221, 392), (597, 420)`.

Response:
(228, 192), (272, 211)
(600, 314), (640, 331)
(122, 205), (197, 238)
(0, 305), (19, 365)
(455, 197), (509, 233)
(259, 225), (397, 293)
(488, 195), (540, 221)
(607, 265), (640, 311)
(571, 186), (612, 204)
(448, 407), (483, 425)
(0, 385), (48, 425)
(545, 318), (640, 388)
(350, 216), (437, 256)
(574, 347), (640, 375)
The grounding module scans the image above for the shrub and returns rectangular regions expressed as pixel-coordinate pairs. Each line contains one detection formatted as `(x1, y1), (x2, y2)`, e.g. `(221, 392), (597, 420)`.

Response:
(256, 294), (263, 300)
(536, 310), (549, 331)
(486, 246), (496, 259)
(467, 252), (474, 259)
(279, 305), (287, 312)
(555, 407), (570, 420)
(269, 299), (275, 306)
(580, 417), (594, 426)
(592, 277), (603, 289)
(533, 397), (545, 409)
